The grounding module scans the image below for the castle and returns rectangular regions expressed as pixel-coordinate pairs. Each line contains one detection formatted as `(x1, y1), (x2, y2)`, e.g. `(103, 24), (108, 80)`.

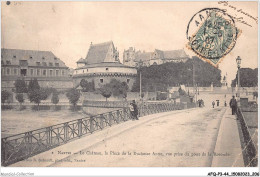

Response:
(73, 41), (137, 89)
(123, 47), (190, 67)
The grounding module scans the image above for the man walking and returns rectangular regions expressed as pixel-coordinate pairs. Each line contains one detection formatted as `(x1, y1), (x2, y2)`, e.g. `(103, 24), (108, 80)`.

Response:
(132, 100), (139, 120)
(229, 96), (237, 115)
(212, 101), (215, 108)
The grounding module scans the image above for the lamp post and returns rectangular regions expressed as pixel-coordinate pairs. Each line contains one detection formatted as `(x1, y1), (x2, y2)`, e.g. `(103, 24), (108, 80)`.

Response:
(236, 56), (242, 98)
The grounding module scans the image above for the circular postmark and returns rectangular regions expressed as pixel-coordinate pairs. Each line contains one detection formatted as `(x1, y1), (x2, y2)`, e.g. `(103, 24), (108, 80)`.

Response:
(186, 8), (240, 66)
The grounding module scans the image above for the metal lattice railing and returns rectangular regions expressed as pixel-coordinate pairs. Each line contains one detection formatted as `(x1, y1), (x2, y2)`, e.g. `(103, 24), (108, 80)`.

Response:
(236, 107), (258, 167)
(1, 102), (194, 166)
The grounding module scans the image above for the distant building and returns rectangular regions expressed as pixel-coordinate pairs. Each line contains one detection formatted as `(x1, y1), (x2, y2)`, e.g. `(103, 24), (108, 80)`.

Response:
(73, 41), (137, 89)
(123, 47), (190, 67)
(1, 48), (73, 91)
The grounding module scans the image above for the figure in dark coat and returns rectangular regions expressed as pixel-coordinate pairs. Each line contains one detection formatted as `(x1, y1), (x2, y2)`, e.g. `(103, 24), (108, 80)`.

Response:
(130, 100), (139, 120)
(229, 96), (237, 115)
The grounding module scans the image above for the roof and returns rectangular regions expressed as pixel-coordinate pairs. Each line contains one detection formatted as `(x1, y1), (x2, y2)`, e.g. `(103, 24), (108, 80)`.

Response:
(162, 49), (189, 60)
(85, 41), (118, 64)
(134, 52), (152, 62)
(77, 62), (136, 69)
(76, 58), (86, 63)
(1, 48), (68, 68)
(155, 49), (164, 58)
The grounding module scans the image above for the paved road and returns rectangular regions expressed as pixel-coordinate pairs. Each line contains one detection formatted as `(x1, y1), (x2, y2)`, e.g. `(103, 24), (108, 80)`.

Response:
(50, 107), (227, 167)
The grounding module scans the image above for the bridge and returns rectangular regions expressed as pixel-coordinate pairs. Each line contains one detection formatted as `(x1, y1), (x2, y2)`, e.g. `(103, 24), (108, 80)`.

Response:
(1, 99), (257, 167)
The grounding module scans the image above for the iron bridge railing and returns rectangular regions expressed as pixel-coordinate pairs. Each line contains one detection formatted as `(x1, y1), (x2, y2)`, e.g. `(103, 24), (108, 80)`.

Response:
(236, 107), (258, 167)
(1, 102), (192, 166)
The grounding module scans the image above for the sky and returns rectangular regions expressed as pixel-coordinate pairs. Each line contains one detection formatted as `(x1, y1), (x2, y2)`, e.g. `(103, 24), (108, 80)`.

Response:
(1, 1), (258, 85)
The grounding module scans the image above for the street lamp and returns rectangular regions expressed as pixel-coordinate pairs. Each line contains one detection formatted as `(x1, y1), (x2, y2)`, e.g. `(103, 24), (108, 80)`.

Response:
(236, 56), (242, 98)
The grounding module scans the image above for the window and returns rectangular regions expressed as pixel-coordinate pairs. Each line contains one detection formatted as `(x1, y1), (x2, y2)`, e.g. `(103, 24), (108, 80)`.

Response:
(100, 79), (104, 83)
(20, 69), (27, 76)
(106, 68), (109, 71)
(30, 56), (33, 59)
(30, 69), (34, 76)
(43, 70), (46, 76)
(49, 70), (53, 76)
(42, 57), (45, 59)
(6, 60), (11, 65)
(56, 70), (59, 76)
(62, 70), (65, 76)
(1, 61), (4, 65)
(55, 63), (59, 67)
(37, 69), (40, 76)
(6, 68), (10, 75)
(36, 62), (41, 66)
(49, 62), (53, 66)
(42, 62), (47, 66)
(13, 55), (16, 59)
(54, 57), (57, 60)
(14, 68), (17, 75)
(127, 79), (130, 84)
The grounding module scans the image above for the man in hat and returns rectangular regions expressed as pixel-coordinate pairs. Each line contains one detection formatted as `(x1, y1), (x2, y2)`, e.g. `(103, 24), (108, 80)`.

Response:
(229, 96), (237, 115)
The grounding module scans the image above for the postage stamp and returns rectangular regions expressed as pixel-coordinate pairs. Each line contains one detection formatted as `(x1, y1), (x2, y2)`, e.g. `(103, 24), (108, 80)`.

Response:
(186, 8), (240, 66)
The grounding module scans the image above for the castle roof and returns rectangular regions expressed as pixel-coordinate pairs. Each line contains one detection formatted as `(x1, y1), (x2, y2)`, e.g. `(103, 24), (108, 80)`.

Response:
(134, 52), (152, 62)
(85, 41), (118, 64)
(162, 49), (189, 59)
(1, 48), (68, 68)
(76, 58), (86, 63)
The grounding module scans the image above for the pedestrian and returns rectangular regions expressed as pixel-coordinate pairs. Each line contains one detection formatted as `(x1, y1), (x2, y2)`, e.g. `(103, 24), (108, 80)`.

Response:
(216, 100), (220, 107)
(229, 96), (237, 115)
(132, 100), (139, 120)
(212, 101), (215, 108)
(224, 101), (227, 107)
(129, 101), (135, 120)
(198, 99), (201, 107)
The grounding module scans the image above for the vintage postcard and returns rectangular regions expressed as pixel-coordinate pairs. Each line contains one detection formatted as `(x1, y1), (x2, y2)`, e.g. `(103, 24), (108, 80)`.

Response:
(1, 1), (259, 175)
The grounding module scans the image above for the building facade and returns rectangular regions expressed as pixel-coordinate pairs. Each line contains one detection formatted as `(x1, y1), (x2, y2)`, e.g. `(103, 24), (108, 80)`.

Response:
(73, 41), (137, 89)
(123, 48), (190, 67)
(1, 48), (73, 91)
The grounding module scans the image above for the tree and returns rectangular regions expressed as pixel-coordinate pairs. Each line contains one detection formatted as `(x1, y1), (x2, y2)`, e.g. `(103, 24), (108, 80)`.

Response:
(51, 91), (59, 105)
(14, 78), (28, 93)
(100, 84), (112, 101)
(231, 68), (258, 87)
(131, 57), (222, 92)
(108, 79), (129, 98)
(66, 88), (80, 110)
(121, 82), (129, 100)
(80, 79), (88, 92)
(28, 78), (40, 93)
(1, 90), (11, 105)
(15, 93), (24, 110)
(28, 88), (48, 110)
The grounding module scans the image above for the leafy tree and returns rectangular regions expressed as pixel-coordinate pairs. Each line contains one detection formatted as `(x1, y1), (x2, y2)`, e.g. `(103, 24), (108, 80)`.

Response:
(108, 79), (129, 98)
(132, 56), (222, 92)
(1, 90), (11, 105)
(51, 91), (59, 105)
(14, 78), (28, 93)
(231, 68), (258, 87)
(66, 88), (80, 109)
(100, 84), (112, 101)
(80, 79), (88, 92)
(28, 88), (48, 110)
(28, 78), (40, 93)
(15, 93), (24, 110)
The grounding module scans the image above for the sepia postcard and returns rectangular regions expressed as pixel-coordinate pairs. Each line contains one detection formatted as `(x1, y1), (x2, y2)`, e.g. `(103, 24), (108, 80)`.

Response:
(1, 1), (259, 176)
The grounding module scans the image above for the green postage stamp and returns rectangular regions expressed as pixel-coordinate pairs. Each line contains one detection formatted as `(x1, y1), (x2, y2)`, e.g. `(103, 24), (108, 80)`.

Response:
(186, 8), (240, 67)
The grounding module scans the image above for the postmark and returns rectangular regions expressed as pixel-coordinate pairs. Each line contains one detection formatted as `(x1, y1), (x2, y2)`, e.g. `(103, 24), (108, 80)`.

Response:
(186, 8), (240, 67)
